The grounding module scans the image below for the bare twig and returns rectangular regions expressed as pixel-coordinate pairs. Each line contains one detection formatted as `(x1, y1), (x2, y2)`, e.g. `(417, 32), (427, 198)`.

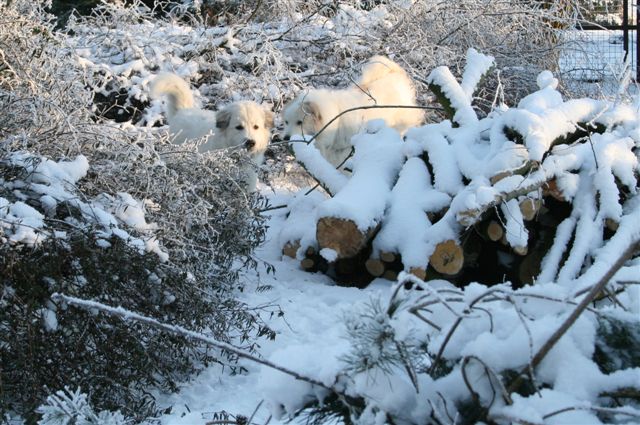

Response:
(280, 104), (442, 147)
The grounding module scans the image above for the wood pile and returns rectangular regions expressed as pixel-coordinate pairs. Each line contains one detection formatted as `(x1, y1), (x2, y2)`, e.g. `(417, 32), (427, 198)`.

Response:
(280, 49), (640, 288)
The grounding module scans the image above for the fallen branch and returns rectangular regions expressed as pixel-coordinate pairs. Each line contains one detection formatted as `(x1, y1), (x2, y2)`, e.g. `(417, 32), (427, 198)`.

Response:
(51, 293), (333, 392)
(507, 239), (640, 395)
(457, 171), (547, 227)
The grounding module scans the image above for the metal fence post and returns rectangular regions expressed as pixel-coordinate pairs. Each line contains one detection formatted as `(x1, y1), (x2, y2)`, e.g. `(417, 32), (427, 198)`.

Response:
(637, 0), (640, 81)
(624, 0), (629, 58)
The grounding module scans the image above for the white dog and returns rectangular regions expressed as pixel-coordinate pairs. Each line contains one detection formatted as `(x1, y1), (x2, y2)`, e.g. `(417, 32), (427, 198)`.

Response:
(282, 56), (423, 167)
(150, 73), (273, 191)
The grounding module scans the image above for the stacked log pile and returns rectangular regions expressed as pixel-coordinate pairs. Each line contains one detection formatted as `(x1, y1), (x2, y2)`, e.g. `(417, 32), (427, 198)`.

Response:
(280, 49), (640, 288)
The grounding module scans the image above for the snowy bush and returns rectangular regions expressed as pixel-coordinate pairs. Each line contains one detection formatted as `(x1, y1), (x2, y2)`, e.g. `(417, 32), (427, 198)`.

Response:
(56, 0), (579, 129)
(0, 1), (270, 421)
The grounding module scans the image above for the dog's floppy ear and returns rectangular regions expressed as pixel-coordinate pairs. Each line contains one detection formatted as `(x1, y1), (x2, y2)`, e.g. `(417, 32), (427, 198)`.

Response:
(263, 108), (274, 129)
(302, 101), (322, 124)
(216, 108), (231, 130)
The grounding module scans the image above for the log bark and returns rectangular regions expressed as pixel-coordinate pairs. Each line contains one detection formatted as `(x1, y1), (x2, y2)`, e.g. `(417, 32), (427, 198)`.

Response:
(490, 160), (540, 185)
(457, 177), (549, 227)
(429, 240), (464, 275)
(316, 217), (377, 259)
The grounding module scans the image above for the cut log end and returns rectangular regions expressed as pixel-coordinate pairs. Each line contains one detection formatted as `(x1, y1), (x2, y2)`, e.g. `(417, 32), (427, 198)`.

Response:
(383, 270), (399, 282)
(519, 198), (542, 221)
(379, 251), (397, 263)
(487, 220), (504, 242)
(316, 217), (374, 259)
(513, 245), (528, 256)
(301, 258), (315, 271)
(605, 218), (619, 232)
(429, 240), (464, 275)
(282, 240), (301, 259)
(365, 258), (385, 277)
(409, 267), (426, 281)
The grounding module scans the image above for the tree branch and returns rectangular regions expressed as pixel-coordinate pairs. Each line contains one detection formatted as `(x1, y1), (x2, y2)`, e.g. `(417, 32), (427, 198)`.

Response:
(507, 239), (640, 395)
(51, 293), (333, 392)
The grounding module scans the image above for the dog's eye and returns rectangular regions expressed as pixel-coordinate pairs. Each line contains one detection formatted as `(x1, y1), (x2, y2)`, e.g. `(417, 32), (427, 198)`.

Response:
(253, 125), (259, 130)
(296, 120), (302, 125)
(285, 120), (289, 125)
(235, 125), (244, 130)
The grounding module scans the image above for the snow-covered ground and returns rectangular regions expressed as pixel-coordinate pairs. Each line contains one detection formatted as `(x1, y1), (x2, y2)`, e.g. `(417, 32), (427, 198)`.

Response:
(155, 186), (389, 424)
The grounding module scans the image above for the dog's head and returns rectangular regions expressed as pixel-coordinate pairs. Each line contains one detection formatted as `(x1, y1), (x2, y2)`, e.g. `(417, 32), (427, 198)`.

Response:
(282, 95), (323, 141)
(216, 101), (274, 156)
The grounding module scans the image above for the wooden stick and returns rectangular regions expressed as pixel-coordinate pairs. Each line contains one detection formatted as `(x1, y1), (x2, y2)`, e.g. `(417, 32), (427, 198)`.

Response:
(51, 293), (333, 391)
(507, 240), (640, 394)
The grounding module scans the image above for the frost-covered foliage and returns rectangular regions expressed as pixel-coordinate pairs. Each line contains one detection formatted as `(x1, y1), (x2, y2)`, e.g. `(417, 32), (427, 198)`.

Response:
(265, 52), (640, 424)
(0, 1), (270, 421)
(45, 0), (585, 196)
(58, 0), (579, 128)
(578, 0), (625, 25)
(36, 388), (130, 425)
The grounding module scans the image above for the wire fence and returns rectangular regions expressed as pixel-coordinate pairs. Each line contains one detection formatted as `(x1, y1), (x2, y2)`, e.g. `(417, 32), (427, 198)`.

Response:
(559, 0), (638, 93)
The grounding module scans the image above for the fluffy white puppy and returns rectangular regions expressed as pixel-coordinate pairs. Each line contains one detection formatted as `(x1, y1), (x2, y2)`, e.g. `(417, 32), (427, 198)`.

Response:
(282, 56), (423, 167)
(150, 73), (273, 191)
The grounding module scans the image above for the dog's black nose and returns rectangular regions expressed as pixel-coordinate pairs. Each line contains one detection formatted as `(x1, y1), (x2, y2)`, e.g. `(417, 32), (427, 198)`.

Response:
(283, 134), (290, 141)
(244, 139), (256, 150)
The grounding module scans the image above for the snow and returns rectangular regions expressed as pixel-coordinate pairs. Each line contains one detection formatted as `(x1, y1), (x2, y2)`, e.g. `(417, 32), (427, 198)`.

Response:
(404, 123), (464, 195)
(372, 158), (450, 269)
(141, 61), (640, 423)
(152, 215), (376, 423)
(0, 152), (168, 260)
(4, 3), (640, 423)
(426, 66), (478, 127)
(289, 140), (348, 196)
(460, 48), (495, 98)
(316, 121), (405, 231)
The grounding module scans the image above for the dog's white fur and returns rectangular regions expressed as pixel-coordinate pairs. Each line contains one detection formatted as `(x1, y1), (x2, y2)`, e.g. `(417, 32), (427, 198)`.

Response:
(282, 56), (424, 167)
(150, 73), (273, 191)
